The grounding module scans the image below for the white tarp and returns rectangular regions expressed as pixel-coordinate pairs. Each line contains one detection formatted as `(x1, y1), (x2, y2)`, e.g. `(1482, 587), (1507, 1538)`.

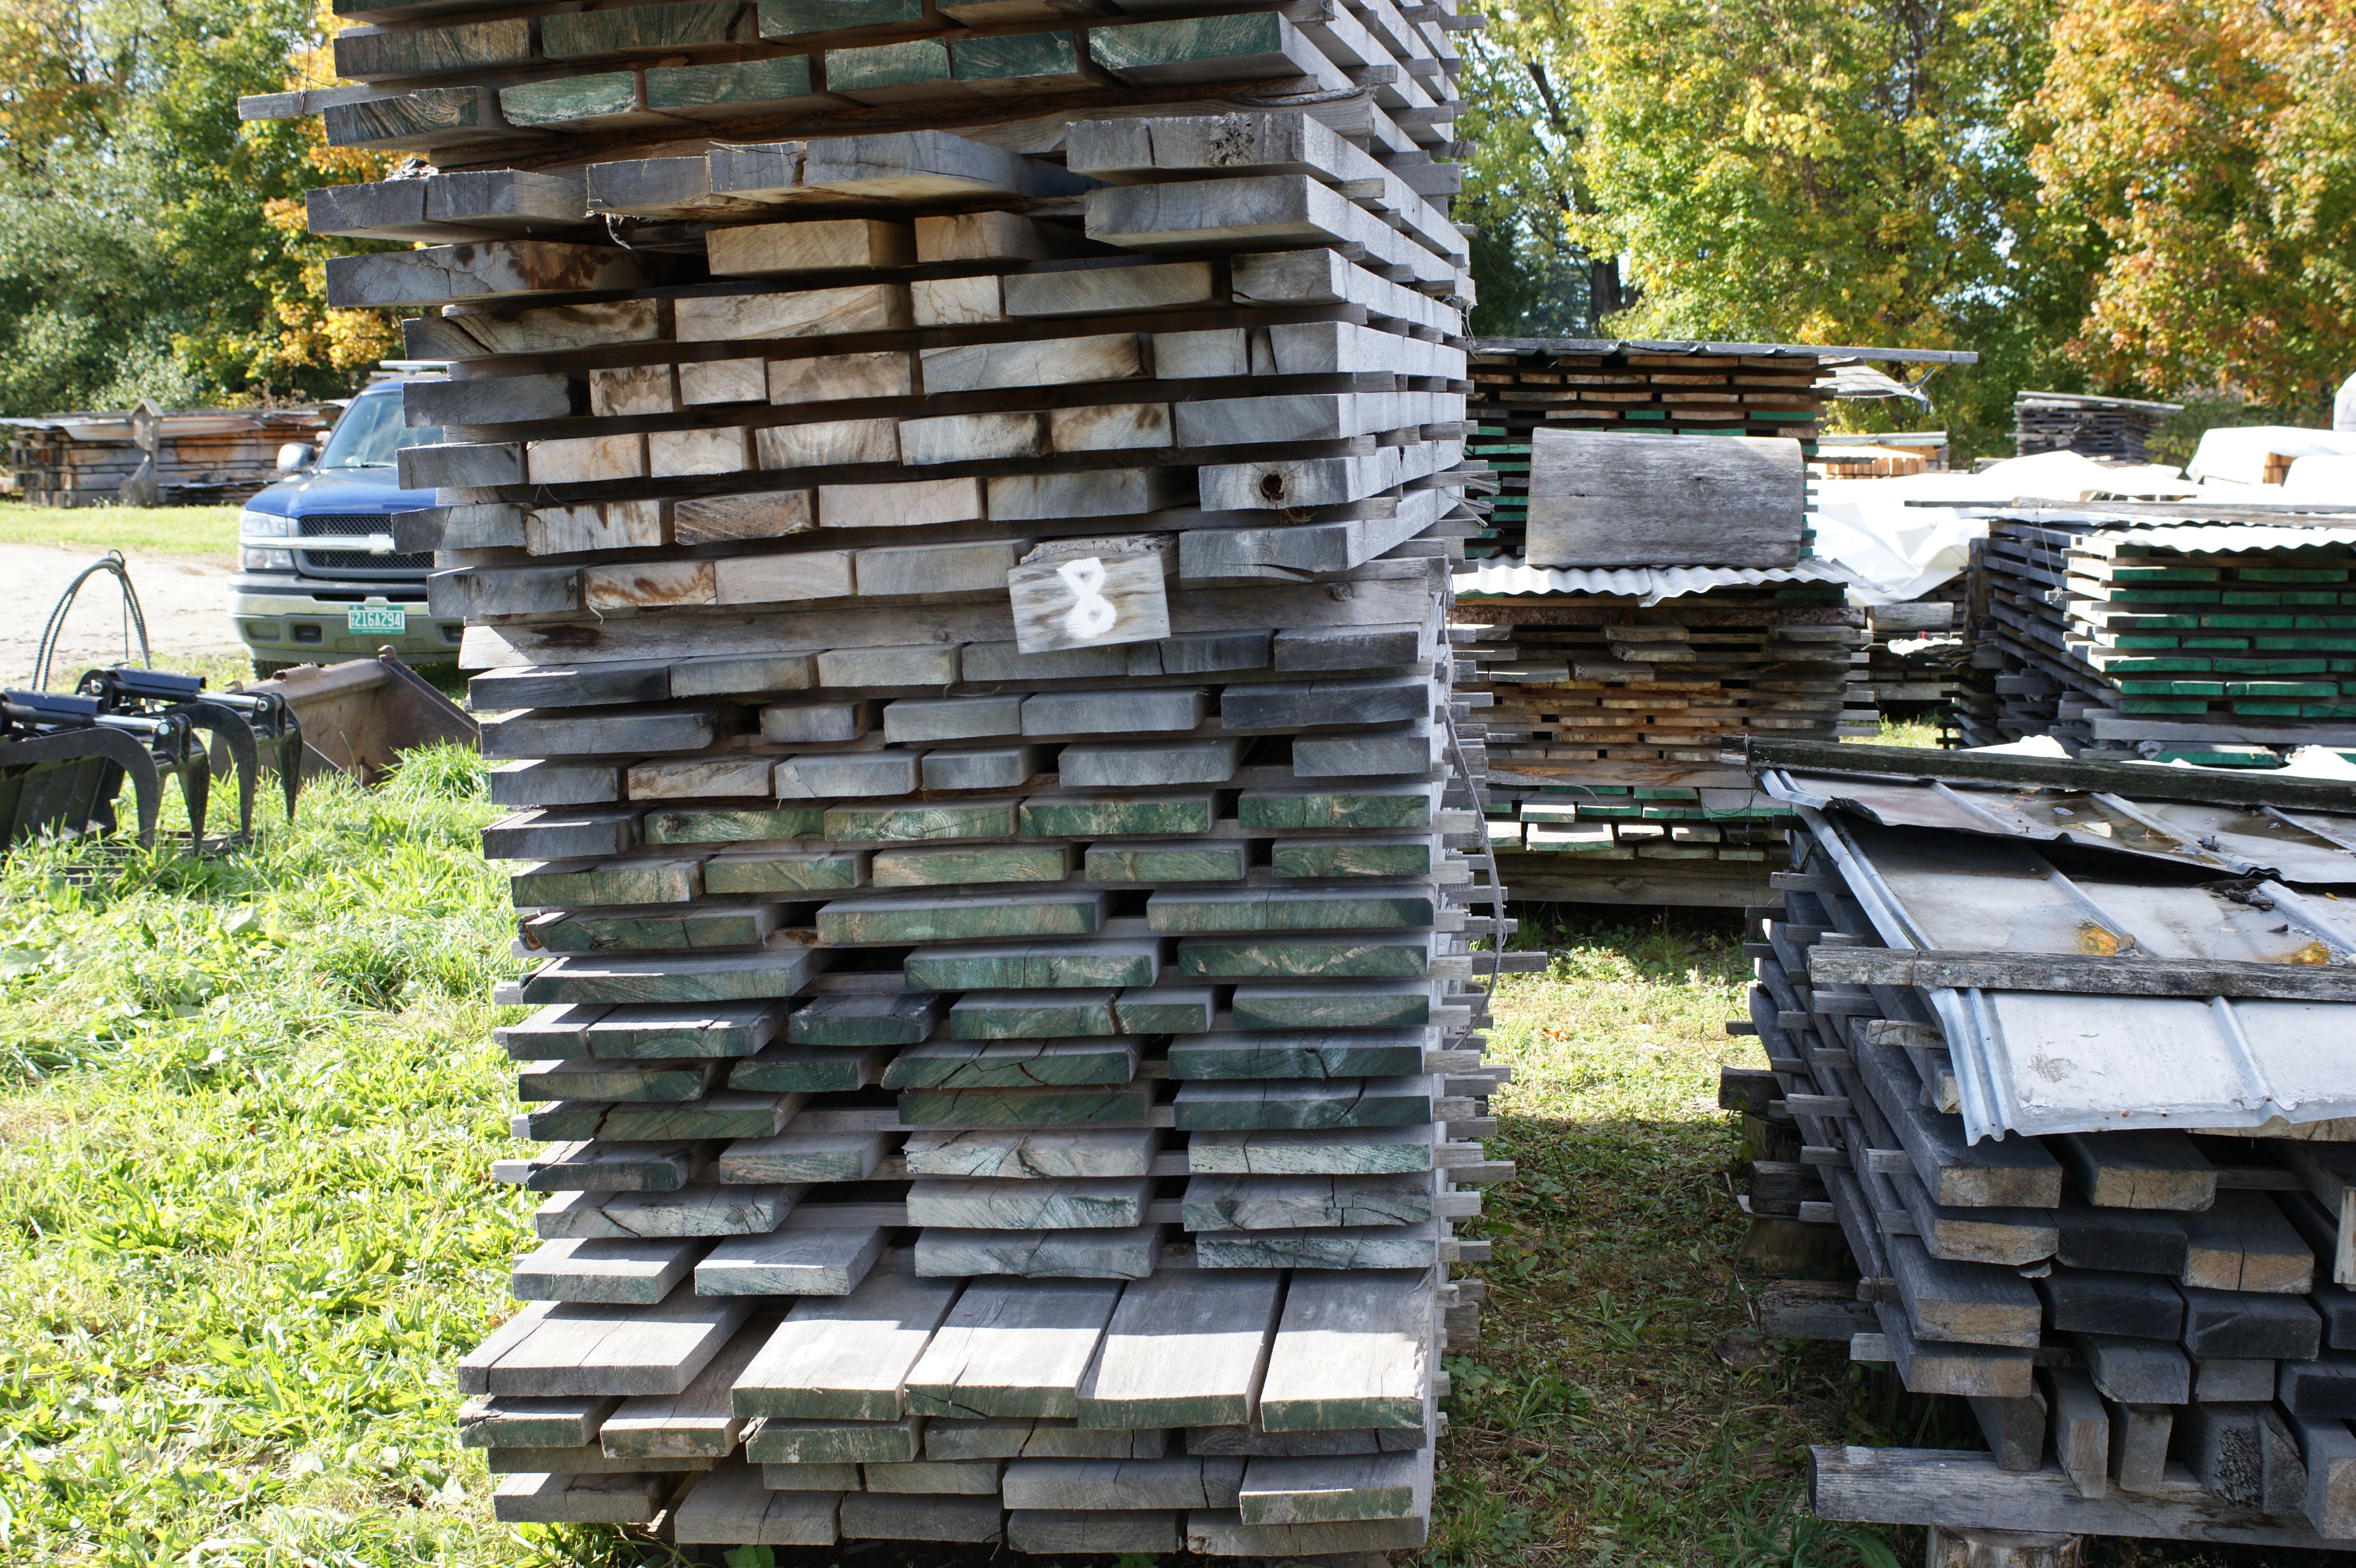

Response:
(2186, 424), (2356, 486)
(1810, 449), (2201, 604)
(2286, 453), (2356, 502)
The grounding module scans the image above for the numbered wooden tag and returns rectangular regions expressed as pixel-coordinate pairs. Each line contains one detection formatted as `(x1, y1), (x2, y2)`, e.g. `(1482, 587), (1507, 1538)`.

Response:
(1008, 536), (1172, 653)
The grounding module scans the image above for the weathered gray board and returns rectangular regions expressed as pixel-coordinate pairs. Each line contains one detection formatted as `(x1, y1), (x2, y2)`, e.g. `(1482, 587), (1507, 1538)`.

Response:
(1525, 428), (1805, 569)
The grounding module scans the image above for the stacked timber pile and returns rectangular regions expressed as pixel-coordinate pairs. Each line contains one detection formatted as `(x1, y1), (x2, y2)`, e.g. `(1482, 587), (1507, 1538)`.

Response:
(1451, 420), (1866, 910)
(1724, 741), (2356, 1554)
(2013, 391), (2181, 464)
(1970, 509), (2356, 760)
(1465, 340), (1829, 562)
(262, 0), (1526, 1546)
(4, 406), (334, 506)
(1861, 597), (1964, 740)
(1463, 342), (1974, 561)
(1812, 444), (1925, 479)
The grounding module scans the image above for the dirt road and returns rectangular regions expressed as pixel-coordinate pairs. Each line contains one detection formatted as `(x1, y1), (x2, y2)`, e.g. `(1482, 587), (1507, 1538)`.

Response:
(3, 543), (244, 683)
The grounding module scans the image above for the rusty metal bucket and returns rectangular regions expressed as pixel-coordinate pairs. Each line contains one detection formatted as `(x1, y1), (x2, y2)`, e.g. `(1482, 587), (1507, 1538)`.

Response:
(238, 649), (478, 785)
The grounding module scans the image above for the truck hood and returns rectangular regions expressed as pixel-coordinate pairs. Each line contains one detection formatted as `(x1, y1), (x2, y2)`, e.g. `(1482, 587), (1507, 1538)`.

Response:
(243, 467), (435, 519)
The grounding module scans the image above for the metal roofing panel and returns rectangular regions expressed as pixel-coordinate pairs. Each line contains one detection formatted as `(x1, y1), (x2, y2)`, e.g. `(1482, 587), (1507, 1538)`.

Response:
(2086, 521), (2356, 553)
(1452, 559), (1853, 605)
(1471, 338), (1978, 365)
(1786, 800), (2356, 1142)
(1770, 770), (2356, 885)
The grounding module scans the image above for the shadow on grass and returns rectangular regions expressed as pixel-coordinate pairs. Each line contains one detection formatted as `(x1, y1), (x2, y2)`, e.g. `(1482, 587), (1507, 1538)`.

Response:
(1454, 914), (2356, 1568)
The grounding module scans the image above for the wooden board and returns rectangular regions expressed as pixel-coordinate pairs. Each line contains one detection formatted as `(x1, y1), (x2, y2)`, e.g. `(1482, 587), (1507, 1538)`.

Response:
(459, 1294), (755, 1397)
(490, 1469), (674, 1524)
(1237, 1448), (1423, 1523)
(1526, 428), (1806, 569)
(1007, 1508), (1179, 1554)
(510, 1237), (709, 1303)
(927, 1417), (1168, 1460)
(1808, 1443), (2356, 1549)
(1186, 1125), (1436, 1175)
(1073, 1268), (1282, 1428)
(671, 1457), (842, 1544)
(459, 1394), (620, 1450)
(733, 1270), (964, 1420)
(696, 1225), (890, 1296)
(904, 1277), (1125, 1418)
(1002, 1455), (1243, 1510)
(907, 1174), (1151, 1228)
(534, 1183), (802, 1240)
(745, 1414), (924, 1463)
(1256, 1271), (1429, 1430)
(904, 1127), (1162, 1179)
(914, 1224), (1161, 1279)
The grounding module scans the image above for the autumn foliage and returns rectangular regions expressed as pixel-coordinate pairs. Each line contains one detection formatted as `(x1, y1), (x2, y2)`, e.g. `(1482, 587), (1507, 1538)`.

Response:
(1472, 0), (2356, 450)
(2029, 0), (2356, 410)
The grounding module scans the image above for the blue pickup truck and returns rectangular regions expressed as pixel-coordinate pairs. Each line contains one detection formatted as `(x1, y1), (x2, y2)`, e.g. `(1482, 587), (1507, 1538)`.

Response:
(230, 376), (461, 674)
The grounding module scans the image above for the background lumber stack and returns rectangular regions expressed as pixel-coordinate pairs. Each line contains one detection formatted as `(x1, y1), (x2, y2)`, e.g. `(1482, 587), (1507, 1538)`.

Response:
(277, 0), (1518, 1544)
(1463, 340), (1836, 561)
(2011, 391), (2181, 464)
(1862, 597), (1964, 743)
(1450, 560), (1865, 911)
(4, 406), (335, 506)
(1731, 747), (2356, 1550)
(1969, 510), (2356, 760)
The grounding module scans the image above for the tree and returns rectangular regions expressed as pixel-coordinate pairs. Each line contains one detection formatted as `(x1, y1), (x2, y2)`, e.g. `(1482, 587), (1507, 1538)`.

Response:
(1460, 0), (2087, 457)
(0, 0), (394, 414)
(2028, 0), (2356, 415)
(1456, 29), (1594, 336)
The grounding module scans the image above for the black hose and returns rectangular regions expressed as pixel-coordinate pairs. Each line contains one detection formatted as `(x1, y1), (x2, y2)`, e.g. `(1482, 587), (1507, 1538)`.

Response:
(32, 551), (151, 690)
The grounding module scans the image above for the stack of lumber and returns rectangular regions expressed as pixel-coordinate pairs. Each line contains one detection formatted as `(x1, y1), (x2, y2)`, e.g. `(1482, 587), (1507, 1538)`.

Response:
(246, 0), (1475, 192)
(1861, 598), (1963, 737)
(268, 0), (1525, 1544)
(1813, 444), (1927, 479)
(1448, 393), (1877, 908)
(1452, 572), (1862, 909)
(1971, 510), (2356, 759)
(2012, 392), (2181, 464)
(1464, 340), (1837, 560)
(1726, 742), (2356, 1550)
(3, 407), (333, 506)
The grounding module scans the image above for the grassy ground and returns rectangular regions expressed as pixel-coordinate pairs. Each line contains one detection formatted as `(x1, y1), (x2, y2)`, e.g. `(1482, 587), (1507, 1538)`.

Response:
(0, 501), (242, 557)
(0, 748), (540, 1566)
(0, 758), (2325, 1566)
(1435, 917), (1907, 1568)
(1863, 715), (1944, 749)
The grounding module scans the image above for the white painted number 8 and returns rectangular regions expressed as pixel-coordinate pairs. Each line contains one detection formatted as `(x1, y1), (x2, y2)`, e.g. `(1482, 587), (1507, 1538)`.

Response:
(1057, 557), (1117, 639)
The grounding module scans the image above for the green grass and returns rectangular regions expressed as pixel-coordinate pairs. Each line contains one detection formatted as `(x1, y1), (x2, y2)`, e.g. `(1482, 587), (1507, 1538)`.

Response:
(0, 745), (559, 1566)
(1861, 715), (1944, 749)
(0, 773), (2321, 1566)
(1436, 917), (1908, 1568)
(0, 502), (241, 557)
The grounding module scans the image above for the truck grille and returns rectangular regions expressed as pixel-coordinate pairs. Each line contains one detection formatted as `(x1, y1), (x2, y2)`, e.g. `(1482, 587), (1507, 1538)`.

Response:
(295, 513), (431, 578)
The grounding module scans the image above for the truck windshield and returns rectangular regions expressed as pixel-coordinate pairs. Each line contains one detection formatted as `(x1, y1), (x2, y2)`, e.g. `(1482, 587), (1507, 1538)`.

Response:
(318, 389), (444, 469)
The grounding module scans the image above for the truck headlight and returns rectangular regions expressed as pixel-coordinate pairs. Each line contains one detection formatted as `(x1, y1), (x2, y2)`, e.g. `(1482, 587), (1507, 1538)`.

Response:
(239, 509), (296, 539)
(242, 547), (295, 571)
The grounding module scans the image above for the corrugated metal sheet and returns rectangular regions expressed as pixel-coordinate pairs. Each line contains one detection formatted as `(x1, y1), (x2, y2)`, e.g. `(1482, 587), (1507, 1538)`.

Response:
(1472, 338), (1979, 365)
(1771, 769), (2356, 885)
(1770, 777), (2356, 1142)
(2077, 521), (2356, 553)
(1452, 559), (1854, 606)
(1816, 363), (1928, 403)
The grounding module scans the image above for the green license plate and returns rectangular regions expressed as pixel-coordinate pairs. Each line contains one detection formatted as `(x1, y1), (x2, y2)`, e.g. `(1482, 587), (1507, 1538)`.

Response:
(347, 603), (407, 635)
